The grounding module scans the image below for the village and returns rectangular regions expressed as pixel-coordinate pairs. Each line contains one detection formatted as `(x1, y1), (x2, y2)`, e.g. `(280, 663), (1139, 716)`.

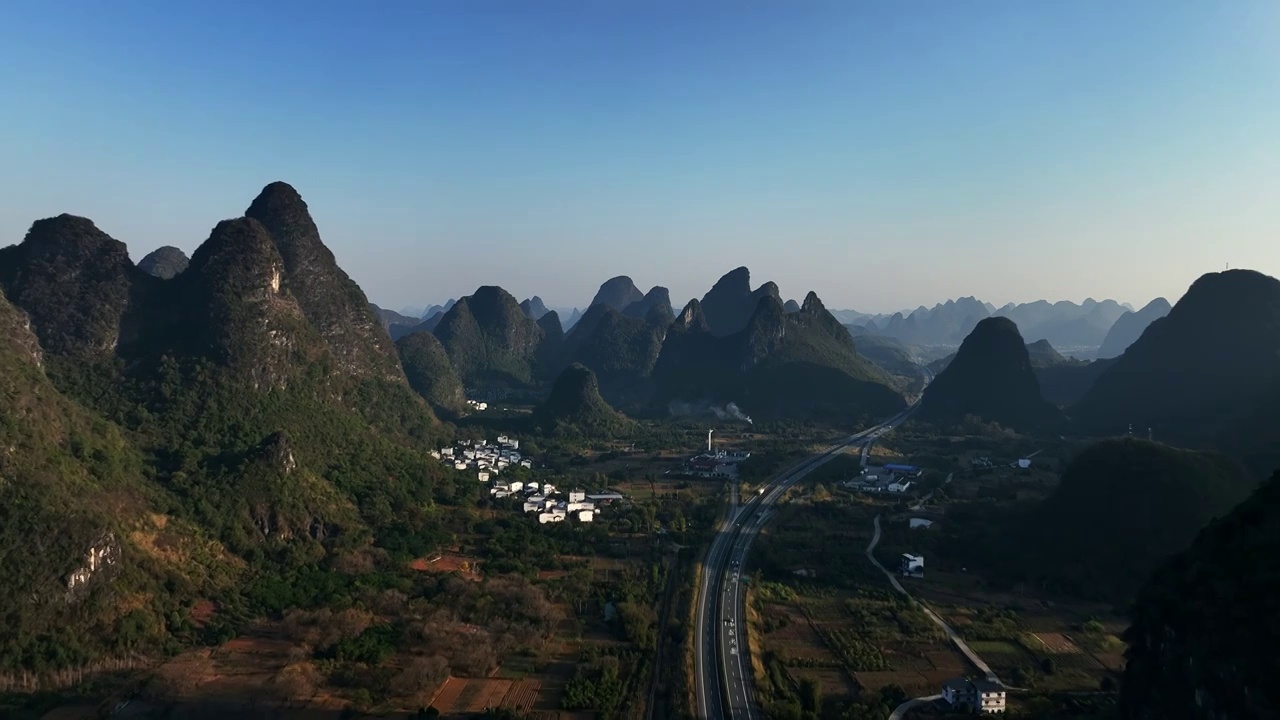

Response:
(432, 435), (623, 524)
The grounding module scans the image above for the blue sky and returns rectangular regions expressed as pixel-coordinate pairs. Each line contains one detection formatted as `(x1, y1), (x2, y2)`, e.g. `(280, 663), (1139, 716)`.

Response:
(2, 1), (1277, 313)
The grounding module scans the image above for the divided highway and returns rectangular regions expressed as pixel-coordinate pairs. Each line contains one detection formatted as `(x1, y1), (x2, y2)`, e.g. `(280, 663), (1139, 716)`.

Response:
(694, 398), (923, 719)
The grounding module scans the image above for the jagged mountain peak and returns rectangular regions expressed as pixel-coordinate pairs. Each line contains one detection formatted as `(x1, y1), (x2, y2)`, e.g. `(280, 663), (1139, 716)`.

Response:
(519, 295), (550, 319)
(0, 213), (138, 358)
(800, 291), (825, 314)
(623, 285), (673, 322)
(673, 299), (710, 333)
(244, 182), (403, 382)
(591, 276), (645, 311)
(137, 246), (190, 279)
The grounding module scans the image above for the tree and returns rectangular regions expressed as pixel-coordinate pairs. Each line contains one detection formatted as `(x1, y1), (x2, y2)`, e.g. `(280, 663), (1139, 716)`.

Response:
(800, 677), (822, 714)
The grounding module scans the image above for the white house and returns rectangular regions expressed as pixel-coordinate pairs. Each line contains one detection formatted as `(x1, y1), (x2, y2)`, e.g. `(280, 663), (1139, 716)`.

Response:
(478, 471), (490, 483)
(440, 447), (455, 457)
(568, 489), (586, 503)
(492, 490), (511, 499)
(520, 459), (532, 469)
(507, 481), (524, 493)
(497, 434), (509, 444)
(454, 461), (468, 471)
(901, 554), (924, 577)
(578, 510), (594, 522)
(541, 483), (556, 495)
(538, 511), (566, 524)
(942, 678), (1006, 714)
(888, 479), (912, 493)
(523, 496), (547, 513)
(568, 501), (596, 513)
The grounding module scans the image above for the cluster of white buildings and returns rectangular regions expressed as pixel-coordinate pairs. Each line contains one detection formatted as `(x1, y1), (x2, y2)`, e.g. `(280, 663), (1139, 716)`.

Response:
(432, 435), (531, 482)
(515, 488), (596, 524)
(466, 399), (488, 411)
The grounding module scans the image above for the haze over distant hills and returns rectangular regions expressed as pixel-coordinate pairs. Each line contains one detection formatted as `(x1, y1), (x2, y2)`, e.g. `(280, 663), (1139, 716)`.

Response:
(1096, 297), (1172, 359)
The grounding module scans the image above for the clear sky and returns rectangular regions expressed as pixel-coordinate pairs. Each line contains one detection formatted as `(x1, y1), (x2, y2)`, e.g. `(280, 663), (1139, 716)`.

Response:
(2, 1), (1278, 314)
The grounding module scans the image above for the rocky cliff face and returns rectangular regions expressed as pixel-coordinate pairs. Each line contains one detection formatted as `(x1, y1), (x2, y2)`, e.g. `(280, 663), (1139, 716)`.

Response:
(246, 182), (405, 384)
(179, 218), (322, 390)
(0, 214), (144, 358)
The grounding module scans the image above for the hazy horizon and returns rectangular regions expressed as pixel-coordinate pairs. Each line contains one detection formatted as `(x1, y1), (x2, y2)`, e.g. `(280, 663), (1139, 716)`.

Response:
(3, 2), (1277, 314)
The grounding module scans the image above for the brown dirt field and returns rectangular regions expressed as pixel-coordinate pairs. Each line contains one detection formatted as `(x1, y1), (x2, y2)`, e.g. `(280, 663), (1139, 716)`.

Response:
(189, 599), (217, 627)
(456, 678), (513, 713)
(430, 676), (467, 714)
(1032, 632), (1083, 654)
(409, 552), (482, 580)
(501, 679), (541, 713)
(764, 607), (837, 663)
(790, 669), (858, 700)
(856, 669), (957, 698)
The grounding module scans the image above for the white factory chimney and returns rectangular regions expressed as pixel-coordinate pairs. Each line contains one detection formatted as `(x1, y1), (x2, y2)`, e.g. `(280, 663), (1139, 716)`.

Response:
(707, 429), (714, 453)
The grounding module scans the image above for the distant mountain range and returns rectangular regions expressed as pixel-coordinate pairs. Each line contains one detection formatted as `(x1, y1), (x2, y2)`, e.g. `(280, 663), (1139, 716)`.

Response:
(382, 292), (1158, 358)
(840, 296), (1139, 354)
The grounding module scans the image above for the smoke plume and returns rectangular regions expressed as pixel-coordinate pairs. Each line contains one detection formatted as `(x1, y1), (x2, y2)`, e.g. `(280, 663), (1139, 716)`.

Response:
(668, 400), (753, 424)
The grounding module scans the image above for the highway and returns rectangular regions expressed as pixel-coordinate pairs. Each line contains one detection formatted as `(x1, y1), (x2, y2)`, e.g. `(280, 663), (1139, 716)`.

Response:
(694, 398), (923, 719)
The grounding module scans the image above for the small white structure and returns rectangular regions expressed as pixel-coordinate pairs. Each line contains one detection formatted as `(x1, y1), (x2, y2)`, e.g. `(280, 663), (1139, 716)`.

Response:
(477, 471), (490, 482)
(578, 510), (594, 522)
(520, 459), (532, 468)
(888, 479), (912, 493)
(507, 480), (524, 493)
(901, 553), (925, 577)
(441, 447), (455, 457)
(497, 434), (509, 444)
(454, 461), (468, 471)
(538, 511), (566, 524)
(1017, 458), (1032, 469)
(909, 518), (934, 530)
(568, 489), (586, 503)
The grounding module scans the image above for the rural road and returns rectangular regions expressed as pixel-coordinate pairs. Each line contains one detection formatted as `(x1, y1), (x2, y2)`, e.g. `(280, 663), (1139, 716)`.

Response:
(866, 514), (1001, 684)
(888, 694), (941, 720)
(694, 397), (923, 719)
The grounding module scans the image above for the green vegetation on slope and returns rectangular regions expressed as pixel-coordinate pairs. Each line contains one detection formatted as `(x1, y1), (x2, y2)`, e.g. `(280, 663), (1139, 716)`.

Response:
(1009, 439), (1254, 601)
(432, 285), (545, 388)
(396, 330), (466, 415)
(533, 363), (634, 437)
(0, 184), (473, 675)
(1121, 469), (1280, 719)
